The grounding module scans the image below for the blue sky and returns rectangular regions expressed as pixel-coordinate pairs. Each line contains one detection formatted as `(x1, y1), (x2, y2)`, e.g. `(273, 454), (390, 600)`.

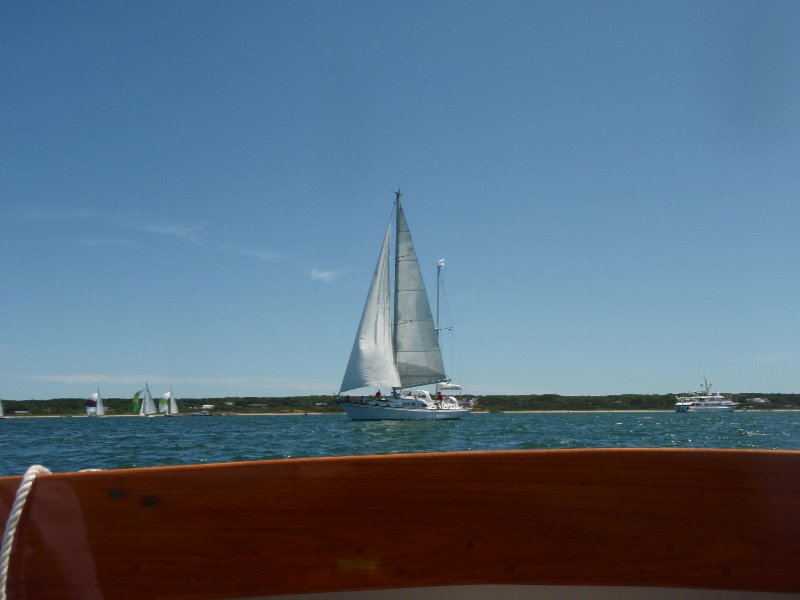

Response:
(2, 1), (799, 400)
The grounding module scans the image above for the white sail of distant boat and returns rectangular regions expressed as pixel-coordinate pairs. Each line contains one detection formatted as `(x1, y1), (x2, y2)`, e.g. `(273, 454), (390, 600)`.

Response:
(86, 388), (105, 417)
(137, 384), (158, 417)
(160, 389), (180, 417)
(337, 191), (470, 421)
(0, 399), (4, 418)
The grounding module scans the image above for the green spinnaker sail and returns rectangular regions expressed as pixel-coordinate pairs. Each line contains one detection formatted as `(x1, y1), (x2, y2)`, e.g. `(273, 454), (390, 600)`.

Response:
(132, 390), (143, 413)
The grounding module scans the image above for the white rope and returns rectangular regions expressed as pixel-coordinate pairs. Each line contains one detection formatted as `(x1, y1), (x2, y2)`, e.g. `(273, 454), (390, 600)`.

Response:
(0, 465), (50, 600)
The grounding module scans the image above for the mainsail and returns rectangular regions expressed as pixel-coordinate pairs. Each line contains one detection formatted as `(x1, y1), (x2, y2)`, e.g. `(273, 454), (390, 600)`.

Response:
(161, 390), (179, 415)
(393, 198), (446, 387)
(168, 392), (179, 415)
(139, 384), (157, 416)
(86, 389), (105, 416)
(339, 224), (401, 393)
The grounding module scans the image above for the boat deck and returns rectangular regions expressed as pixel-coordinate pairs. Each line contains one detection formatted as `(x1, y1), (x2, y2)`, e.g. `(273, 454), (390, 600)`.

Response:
(2, 449), (799, 599)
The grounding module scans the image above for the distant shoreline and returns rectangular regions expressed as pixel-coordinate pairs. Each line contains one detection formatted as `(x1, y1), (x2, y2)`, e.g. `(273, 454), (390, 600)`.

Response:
(4, 392), (798, 416)
(7, 392), (797, 417)
(0, 413), (327, 418)
(3, 409), (798, 419)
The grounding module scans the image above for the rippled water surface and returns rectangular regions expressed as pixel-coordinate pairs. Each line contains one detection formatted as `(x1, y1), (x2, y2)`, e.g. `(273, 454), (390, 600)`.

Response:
(1, 411), (798, 476)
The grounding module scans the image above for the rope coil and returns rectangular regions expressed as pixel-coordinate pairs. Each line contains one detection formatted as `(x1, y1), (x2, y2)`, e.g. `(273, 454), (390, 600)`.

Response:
(0, 465), (50, 600)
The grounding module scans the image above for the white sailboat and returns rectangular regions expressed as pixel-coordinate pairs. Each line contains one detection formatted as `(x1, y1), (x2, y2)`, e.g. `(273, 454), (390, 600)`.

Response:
(160, 389), (180, 417)
(134, 384), (158, 417)
(0, 399), (4, 418)
(337, 191), (470, 420)
(86, 388), (105, 417)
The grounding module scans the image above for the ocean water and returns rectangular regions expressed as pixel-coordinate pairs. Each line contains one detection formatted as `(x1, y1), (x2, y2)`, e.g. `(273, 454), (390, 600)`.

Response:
(1, 411), (799, 477)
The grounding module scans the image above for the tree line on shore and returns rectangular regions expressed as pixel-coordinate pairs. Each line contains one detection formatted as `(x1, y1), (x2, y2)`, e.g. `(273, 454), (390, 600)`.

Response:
(2, 393), (799, 416)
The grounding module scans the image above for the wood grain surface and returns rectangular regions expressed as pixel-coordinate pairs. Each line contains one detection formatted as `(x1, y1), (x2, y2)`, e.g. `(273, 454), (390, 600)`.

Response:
(1, 449), (799, 599)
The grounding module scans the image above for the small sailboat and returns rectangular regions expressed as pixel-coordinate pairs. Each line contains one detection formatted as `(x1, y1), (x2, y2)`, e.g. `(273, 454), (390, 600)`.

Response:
(133, 384), (158, 417)
(337, 191), (470, 420)
(160, 389), (180, 417)
(0, 399), (4, 418)
(85, 388), (105, 417)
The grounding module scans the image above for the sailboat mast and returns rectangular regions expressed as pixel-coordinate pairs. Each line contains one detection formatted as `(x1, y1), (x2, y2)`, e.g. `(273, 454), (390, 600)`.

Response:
(392, 189), (401, 361)
(436, 260), (440, 333)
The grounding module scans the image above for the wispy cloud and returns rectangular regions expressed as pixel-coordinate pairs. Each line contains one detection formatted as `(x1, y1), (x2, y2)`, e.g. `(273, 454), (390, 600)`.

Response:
(33, 374), (161, 385)
(3, 239), (134, 248)
(7, 207), (100, 221)
(79, 239), (135, 247)
(309, 269), (339, 283)
(750, 352), (800, 365)
(6, 206), (206, 246)
(238, 248), (283, 262)
(142, 223), (203, 241)
(28, 373), (333, 393)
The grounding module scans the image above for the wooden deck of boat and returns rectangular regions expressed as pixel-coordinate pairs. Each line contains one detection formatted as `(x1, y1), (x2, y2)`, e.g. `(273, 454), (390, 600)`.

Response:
(1, 449), (799, 599)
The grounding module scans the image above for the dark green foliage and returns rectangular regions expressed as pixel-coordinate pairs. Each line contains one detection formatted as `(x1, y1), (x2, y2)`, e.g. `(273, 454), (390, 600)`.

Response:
(473, 393), (800, 412)
(0, 396), (342, 416)
(473, 394), (677, 412)
(2, 393), (799, 416)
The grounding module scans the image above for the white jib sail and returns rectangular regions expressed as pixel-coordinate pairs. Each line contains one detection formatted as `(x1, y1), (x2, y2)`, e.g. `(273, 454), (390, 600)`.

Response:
(393, 199), (446, 388)
(95, 390), (105, 416)
(166, 391), (179, 415)
(340, 224), (401, 393)
(140, 384), (156, 416)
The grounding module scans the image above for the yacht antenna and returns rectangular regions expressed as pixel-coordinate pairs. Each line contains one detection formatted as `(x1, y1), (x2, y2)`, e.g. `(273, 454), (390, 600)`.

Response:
(436, 258), (443, 334)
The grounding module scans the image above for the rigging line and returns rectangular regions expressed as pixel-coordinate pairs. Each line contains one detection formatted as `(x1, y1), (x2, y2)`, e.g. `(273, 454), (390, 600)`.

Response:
(0, 465), (51, 600)
(437, 273), (466, 389)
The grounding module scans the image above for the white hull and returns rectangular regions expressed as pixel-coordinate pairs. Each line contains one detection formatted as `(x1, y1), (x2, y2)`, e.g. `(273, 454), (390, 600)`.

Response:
(340, 402), (469, 420)
(687, 405), (736, 413)
(675, 400), (737, 412)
